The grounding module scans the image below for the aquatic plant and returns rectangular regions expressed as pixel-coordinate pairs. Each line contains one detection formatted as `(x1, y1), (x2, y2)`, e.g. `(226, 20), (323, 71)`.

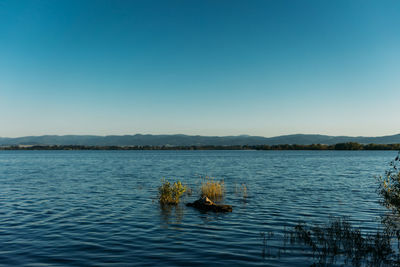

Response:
(200, 176), (225, 200)
(158, 179), (186, 205)
(235, 183), (248, 199)
(289, 217), (395, 266)
(378, 152), (400, 212)
(260, 231), (274, 259)
(376, 151), (400, 257)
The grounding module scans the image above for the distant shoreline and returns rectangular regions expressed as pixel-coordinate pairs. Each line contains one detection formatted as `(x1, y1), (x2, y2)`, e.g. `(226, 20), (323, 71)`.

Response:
(1, 143), (400, 151)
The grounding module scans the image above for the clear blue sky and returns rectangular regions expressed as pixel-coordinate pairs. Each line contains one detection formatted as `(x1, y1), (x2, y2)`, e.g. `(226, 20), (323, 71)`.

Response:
(1, 0), (399, 137)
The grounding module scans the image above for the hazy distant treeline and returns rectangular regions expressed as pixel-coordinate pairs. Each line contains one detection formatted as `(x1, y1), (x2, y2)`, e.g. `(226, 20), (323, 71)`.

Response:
(253, 142), (400, 150)
(1, 142), (400, 150)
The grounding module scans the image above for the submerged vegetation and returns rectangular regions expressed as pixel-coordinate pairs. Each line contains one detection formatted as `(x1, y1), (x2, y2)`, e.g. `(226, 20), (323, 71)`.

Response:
(200, 176), (225, 201)
(289, 217), (395, 266)
(260, 231), (274, 259)
(158, 179), (186, 205)
(235, 183), (248, 199)
(283, 152), (400, 266)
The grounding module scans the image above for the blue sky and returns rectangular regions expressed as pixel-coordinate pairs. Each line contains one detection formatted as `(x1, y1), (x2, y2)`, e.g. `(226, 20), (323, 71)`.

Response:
(0, 0), (399, 137)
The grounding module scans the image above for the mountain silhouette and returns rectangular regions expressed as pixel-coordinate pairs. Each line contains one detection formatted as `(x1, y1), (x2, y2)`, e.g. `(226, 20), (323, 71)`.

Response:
(1, 133), (400, 146)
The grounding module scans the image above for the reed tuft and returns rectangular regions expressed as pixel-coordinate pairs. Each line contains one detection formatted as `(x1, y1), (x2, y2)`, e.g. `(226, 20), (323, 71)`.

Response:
(200, 176), (225, 200)
(158, 179), (186, 205)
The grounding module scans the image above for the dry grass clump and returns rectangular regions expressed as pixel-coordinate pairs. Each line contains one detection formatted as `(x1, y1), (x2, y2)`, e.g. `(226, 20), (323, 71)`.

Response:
(158, 179), (186, 205)
(200, 176), (225, 200)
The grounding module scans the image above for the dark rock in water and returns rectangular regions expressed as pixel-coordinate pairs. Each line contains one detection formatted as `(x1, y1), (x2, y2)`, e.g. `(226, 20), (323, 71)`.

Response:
(186, 196), (232, 212)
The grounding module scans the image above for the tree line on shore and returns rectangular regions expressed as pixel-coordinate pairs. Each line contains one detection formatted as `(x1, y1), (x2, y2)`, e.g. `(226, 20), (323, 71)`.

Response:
(1, 142), (400, 150)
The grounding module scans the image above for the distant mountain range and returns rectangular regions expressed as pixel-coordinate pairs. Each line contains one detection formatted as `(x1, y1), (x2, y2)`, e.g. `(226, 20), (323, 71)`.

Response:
(0, 133), (400, 146)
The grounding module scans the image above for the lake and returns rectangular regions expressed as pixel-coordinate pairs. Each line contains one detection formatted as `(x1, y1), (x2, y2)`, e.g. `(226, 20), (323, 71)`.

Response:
(0, 150), (397, 266)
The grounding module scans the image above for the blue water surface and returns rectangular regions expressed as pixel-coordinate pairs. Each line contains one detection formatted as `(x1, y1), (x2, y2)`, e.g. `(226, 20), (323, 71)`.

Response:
(0, 150), (396, 266)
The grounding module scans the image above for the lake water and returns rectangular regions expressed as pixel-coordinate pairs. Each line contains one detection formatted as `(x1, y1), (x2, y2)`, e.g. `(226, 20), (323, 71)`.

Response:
(0, 150), (397, 266)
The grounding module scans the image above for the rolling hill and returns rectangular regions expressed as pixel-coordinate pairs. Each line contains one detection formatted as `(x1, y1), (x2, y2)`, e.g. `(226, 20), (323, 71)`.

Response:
(0, 133), (400, 146)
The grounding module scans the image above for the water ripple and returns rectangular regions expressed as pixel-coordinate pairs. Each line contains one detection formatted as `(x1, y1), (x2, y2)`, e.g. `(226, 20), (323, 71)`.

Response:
(0, 150), (396, 266)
